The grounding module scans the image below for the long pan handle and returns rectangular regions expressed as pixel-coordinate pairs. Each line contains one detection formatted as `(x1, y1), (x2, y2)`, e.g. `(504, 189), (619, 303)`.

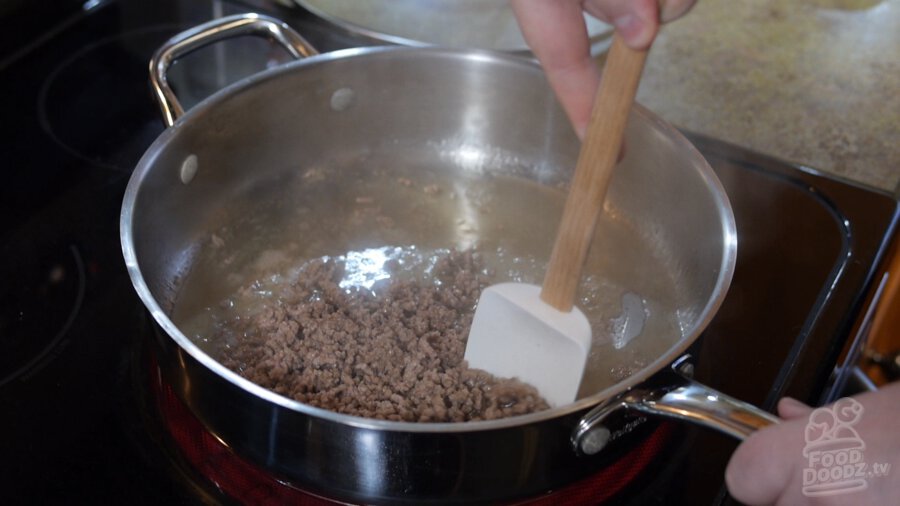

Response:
(572, 356), (780, 456)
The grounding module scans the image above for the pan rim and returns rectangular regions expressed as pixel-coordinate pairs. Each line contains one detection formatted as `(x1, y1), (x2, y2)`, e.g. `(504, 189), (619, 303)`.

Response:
(120, 45), (737, 433)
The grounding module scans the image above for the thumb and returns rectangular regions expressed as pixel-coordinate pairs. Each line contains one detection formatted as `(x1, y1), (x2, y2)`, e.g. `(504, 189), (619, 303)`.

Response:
(607, 0), (659, 50)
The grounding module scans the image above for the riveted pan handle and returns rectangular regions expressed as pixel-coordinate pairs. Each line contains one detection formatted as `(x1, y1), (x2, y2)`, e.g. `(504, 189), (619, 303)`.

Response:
(572, 355), (780, 456)
(150, 13), (319, 127)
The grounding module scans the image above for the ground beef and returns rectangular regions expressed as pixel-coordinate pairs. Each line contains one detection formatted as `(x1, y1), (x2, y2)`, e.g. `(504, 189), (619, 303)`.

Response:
(221, 249), (549, 422)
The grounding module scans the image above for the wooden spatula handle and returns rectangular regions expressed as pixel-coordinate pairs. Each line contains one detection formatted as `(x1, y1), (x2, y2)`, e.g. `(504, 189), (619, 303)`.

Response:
(541, 35), (649, 312)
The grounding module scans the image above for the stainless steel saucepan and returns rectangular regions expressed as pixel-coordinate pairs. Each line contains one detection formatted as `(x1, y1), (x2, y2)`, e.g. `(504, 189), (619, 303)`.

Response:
(121, 13), (777, 504)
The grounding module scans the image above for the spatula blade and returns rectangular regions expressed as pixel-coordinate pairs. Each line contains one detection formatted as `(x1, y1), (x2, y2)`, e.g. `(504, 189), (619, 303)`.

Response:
(465, 283), (592, 408)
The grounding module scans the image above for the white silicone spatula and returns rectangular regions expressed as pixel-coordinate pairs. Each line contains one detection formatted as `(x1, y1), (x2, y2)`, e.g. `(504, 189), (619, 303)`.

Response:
(465, 34), (649, 408)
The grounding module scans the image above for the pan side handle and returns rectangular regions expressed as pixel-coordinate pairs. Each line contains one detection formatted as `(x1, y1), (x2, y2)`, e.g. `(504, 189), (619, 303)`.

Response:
(572, 355), (780, 456)
(149, 13), (319, 127)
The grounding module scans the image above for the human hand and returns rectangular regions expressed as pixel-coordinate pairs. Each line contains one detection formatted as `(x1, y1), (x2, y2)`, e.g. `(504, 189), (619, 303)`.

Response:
(725, 381), (900, 505)
(511, 0), (696, 137)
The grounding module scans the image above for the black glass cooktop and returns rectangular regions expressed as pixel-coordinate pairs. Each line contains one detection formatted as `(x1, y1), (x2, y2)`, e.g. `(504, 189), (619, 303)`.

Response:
(0, 1), (896, 505)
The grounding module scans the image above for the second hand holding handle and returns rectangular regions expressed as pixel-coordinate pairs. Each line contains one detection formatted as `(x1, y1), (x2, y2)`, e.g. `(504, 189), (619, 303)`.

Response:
(540, 34), (649, 312)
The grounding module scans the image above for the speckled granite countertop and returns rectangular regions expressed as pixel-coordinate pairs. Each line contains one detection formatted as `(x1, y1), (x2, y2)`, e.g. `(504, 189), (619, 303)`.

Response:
(635, 0), (899, 195)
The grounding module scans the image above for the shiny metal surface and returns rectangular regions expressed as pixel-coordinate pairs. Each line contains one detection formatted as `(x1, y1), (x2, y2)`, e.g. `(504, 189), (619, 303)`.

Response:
(572, 356), (780, 456)
(149, 13), (318, 127)
(122, 13), (742, 503)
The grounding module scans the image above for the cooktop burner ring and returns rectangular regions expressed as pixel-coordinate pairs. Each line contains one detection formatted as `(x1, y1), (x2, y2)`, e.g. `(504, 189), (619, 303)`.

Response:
(36, 25), (175, 172)
(0, 244), (86, 387)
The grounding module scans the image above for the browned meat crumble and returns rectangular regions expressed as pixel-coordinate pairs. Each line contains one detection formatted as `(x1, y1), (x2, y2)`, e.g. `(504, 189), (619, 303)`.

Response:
(221, 249), (549, 422)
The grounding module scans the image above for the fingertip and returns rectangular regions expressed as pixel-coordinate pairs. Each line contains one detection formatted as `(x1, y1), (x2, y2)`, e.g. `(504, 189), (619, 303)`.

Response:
(725, 431), (780, 505)
(724, 450), (745, 502)
(725, 419), (807, 505)
(573, 122), (587, 140)
(613, 14), (656, 50)
(725, 433), (757, 503)
(777, 397), (813, 420)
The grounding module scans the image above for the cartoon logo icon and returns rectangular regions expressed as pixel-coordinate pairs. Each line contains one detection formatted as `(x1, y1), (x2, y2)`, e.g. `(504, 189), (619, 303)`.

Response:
(802, 397), (867, 497)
